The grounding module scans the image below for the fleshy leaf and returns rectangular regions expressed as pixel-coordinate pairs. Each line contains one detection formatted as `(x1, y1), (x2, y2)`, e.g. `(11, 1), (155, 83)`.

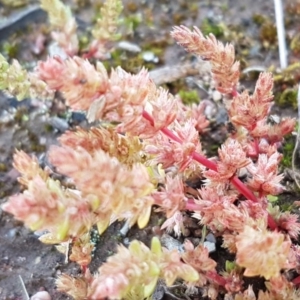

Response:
(144, 276), (159, 298)
(137, 205), (152, 228)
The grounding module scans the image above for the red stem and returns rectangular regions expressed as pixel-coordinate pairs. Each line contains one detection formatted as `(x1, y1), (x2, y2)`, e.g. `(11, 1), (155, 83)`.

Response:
(267, 214), (278, 231)
(206, 270), (227, 286)
(185, 199), (202, 211)
(293, 275), (300, 285)
(231, 176), (257, 202)
(231, 88), (240, 98)
(142, 110), (278, 229)
(142, 110), (155, 126)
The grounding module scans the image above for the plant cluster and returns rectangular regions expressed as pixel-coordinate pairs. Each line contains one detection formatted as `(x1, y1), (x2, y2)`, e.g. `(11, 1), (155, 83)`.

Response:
(2, 0), (300, 299)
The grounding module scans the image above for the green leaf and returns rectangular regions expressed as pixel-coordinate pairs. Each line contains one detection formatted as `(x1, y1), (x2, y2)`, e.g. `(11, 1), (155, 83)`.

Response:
(267, 195), (278, 203)
(225, 260), (237, 273)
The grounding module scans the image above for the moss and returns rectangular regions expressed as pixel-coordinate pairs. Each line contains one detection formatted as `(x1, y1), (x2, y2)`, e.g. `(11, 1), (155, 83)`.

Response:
(252, 13), (267, 26)
(281, 134), (296, 168)
(44, 124), (54, 133)
(201, 18), (224, 38)
(178, 89), (199, 105)
(123, 14), (143, 33)
(1, 0), (28, 8)
(173, 12), (186, 25)
(14, 106), (29, 124)
(259, 22), (277, 47)
(276, 194), (295, 212)
(290, 33), (300, 56)
(0, 162), (8, 172)
(1, 41), (19, 59)
(273, 63), (300, 89)
(78, 34), (90, 52)
(275, 88), (298, 109)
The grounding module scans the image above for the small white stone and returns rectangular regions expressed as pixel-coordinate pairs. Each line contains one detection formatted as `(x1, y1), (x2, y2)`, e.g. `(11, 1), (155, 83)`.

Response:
(47, 42), (68, 59)
(212, 90), (222, 101)
(206, 233), (216, 243)
(270, 114), (280, 124)
(142, 51), (159, 63)
(118, 41), (141, 53)
(30, 291), (51, 300)
(203, 241), (216, 253)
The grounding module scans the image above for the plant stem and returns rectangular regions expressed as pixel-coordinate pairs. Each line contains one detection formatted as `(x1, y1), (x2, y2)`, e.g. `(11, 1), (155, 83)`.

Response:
(231, 176), (257, 202)
(206, 270), (227, 286)
(142, 110), (257, 200)
(142, 110), (278, 229)
(292, 275), (300, 285)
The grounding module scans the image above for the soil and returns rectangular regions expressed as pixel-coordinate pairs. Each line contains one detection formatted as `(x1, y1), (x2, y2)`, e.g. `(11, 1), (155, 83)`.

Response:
(0, 0), (300, 299)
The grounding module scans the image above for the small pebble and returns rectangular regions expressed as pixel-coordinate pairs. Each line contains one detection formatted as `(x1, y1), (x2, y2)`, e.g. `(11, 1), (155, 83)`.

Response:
(142, 51), (159, 63)
(118, 41), (141, 53)
(212, 90), (222, 101)
(123, 237), (130, 245)
(161, 234), (183, 252)
(30, 291), (51, 300)
(203, 241), (216, 253)
(35, 256), (41, 264)
(6, 228), (17, 238)
(205, 233), (216, 243)
(0, 110), (14, 123)
(48, 42), (68, 59)
(49, 116), (69, 132)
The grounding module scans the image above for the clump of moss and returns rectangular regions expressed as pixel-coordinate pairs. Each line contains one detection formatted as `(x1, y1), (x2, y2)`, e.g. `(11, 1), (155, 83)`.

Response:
(178, 89), (199, 105)
(290, 33), (300, 56)
(275, 88), (298, 109)
(252, 14), (277, 48)
(201, 18), (224, 38)
(252, 13), (267, 26)
(281, 134), (296, 168)
(1, 0), (28, 8)
(0, 162), (8, 172)
(1, 41), (19, 59)
(123, 13), (143, 33)
(273, 63), (300, 90)
(173, 12), (187, 25)
(259, 22), (277, 47)
(14, 106), (29, 124)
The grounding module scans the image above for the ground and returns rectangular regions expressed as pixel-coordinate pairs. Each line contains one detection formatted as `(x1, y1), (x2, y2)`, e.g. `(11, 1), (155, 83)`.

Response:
(0, 0), (300, 299)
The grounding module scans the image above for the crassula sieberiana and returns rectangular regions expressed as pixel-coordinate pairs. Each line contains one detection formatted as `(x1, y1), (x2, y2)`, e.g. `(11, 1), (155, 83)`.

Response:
(2, 0), (300, 299)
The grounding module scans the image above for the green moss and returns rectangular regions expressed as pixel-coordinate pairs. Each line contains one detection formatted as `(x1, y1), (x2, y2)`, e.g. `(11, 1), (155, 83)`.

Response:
(259, 22), (277, 46)
(290, 33), (300, 56)
(276, 195), (295, 212)
(0, 163), (8, 172)
(276, 88), (298, 109)
(1, 41), (19, 59)
(123, 14), (142, 33)
(281, 134), (296, 168)
(1, 0), (28, 8)
(252, 13), (267, 26)
(201, 18), (224, 38)
(14, 106), (29, 124)
(78, 35), (90, 52)
(273, 62), (300, 88)
(178, 89), (199, 105)
(173, 13), (186, 25)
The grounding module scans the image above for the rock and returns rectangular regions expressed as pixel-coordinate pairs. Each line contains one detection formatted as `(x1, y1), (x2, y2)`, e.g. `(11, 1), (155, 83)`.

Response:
(30, 291), (51, 300)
